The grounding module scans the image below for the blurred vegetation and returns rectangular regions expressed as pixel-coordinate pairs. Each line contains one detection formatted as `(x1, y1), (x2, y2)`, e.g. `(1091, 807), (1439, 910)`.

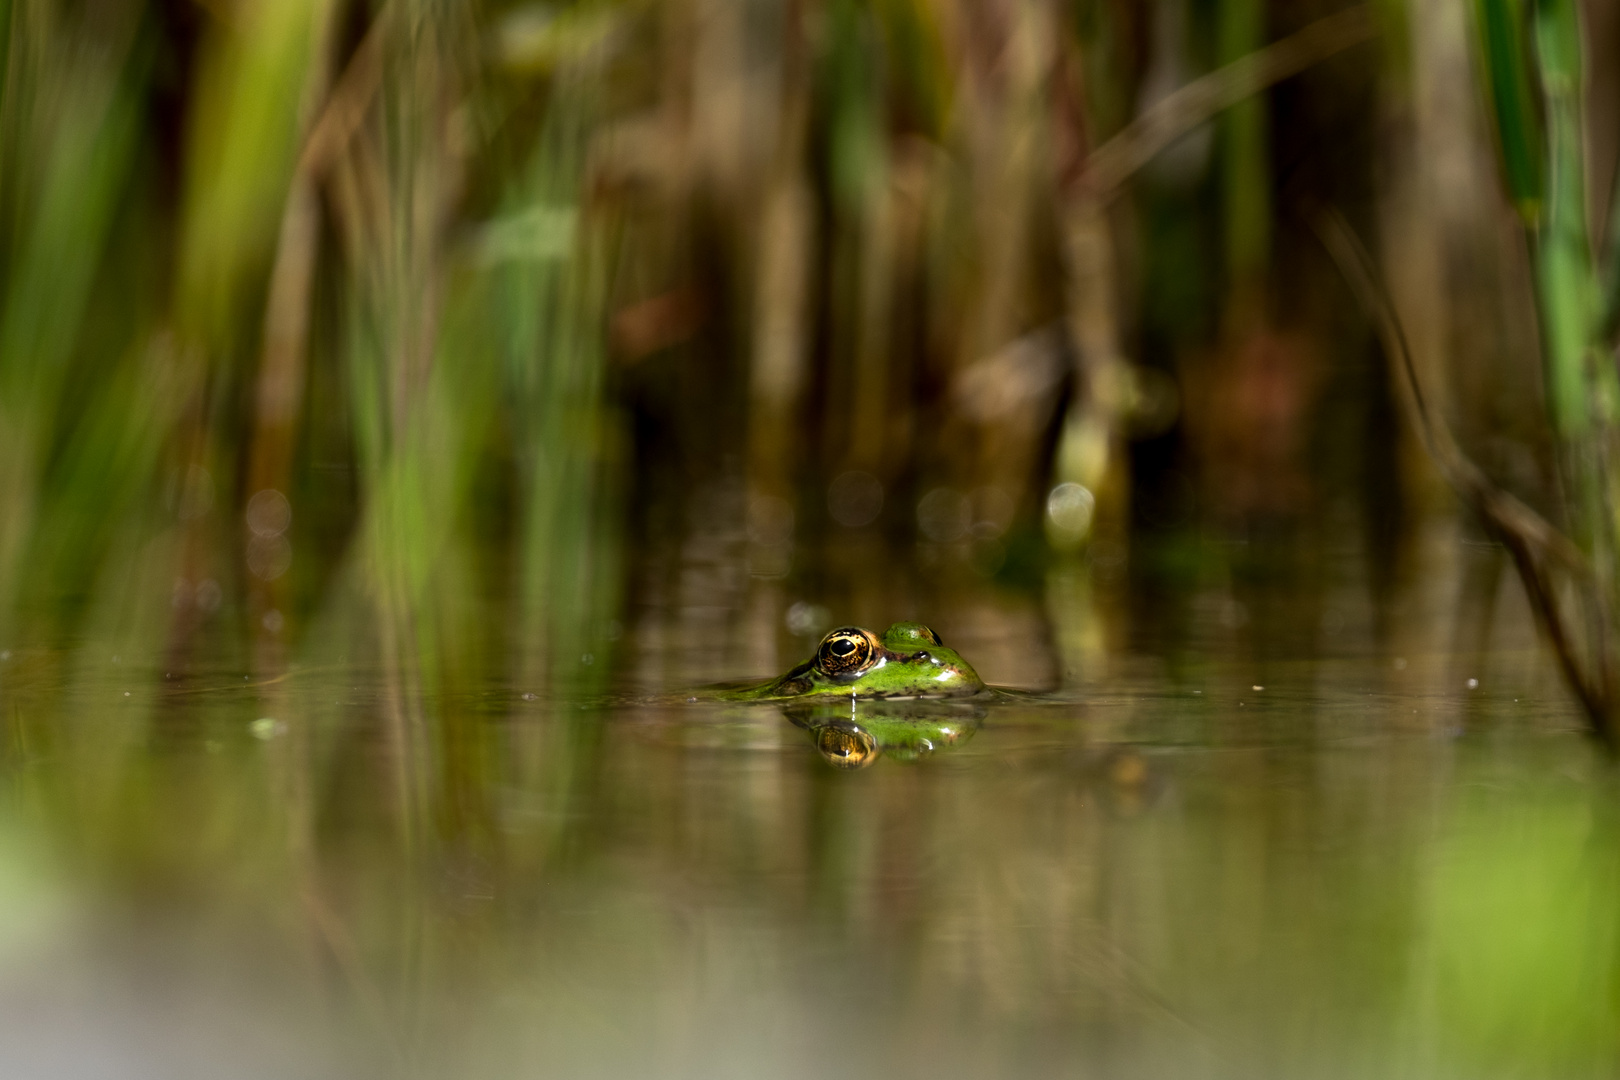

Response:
(0, 0), (1610, 702)
(0, 0), (1404, 687)
(0, 0), (629, 695)
(1458, 0), (1620, 738)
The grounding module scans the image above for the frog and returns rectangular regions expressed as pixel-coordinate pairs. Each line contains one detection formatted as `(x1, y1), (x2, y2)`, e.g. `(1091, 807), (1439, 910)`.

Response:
(721, 622), (985, 702)
(783, 697), (985, 768)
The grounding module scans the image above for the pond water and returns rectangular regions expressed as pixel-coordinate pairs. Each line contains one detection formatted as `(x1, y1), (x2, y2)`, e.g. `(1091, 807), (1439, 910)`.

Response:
(0, 554), (1616, 1079)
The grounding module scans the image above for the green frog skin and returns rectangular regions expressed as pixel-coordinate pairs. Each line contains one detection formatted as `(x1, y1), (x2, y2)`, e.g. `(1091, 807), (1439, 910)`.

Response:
(725, 622), (985, 702)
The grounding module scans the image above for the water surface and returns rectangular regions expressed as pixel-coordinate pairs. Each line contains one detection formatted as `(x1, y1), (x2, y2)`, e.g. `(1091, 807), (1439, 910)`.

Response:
(0, 612), (1613, 1080)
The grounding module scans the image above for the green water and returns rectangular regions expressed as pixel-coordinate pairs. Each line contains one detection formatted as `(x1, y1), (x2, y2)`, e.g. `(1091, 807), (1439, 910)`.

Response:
(0, 603), (1614, 1079)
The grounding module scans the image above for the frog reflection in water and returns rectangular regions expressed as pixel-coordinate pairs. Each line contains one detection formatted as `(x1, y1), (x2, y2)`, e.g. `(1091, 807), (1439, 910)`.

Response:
(725, 622), (985, 701)
(785, 698), (985, 769)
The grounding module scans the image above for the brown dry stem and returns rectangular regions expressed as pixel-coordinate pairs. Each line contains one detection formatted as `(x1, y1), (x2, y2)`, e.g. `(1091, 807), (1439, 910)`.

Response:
(1080, 6), (1378, 200)
(1314, 208), (1619, 744)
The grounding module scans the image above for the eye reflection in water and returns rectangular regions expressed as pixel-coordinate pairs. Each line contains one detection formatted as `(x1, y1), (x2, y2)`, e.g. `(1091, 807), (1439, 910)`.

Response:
(813, 724), (878, 768)
(784, 698), (985, 769)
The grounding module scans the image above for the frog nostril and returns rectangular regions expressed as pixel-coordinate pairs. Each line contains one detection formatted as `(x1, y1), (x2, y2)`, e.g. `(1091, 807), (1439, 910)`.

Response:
(916, 651), (931, 663)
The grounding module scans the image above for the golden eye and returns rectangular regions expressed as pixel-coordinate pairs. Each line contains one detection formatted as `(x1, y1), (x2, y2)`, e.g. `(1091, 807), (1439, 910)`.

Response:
(816, 627), (878, 677)
(815, 726), (878, 769)
(917, 625), (942, 646)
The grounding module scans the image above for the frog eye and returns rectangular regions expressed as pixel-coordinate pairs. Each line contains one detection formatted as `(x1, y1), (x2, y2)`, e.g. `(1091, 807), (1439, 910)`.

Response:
(816, 627), (878, 676)
(917, 625), (943, 646)
(815, 726), (878, 769)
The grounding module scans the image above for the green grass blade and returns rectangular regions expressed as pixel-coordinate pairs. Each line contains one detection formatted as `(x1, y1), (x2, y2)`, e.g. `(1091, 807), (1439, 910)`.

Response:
(1473, 0), (1544, 221)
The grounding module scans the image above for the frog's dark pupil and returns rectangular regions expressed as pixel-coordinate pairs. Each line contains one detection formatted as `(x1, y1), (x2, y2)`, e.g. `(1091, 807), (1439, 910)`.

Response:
(830, 638), (855, 656)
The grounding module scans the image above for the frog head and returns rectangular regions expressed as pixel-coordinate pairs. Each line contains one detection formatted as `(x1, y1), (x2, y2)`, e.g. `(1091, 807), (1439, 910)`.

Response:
(749, 622), (984, 701)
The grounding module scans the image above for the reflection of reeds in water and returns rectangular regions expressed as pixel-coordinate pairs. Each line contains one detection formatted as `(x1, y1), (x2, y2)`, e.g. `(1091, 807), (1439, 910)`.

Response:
(0, 3), (631, 906)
